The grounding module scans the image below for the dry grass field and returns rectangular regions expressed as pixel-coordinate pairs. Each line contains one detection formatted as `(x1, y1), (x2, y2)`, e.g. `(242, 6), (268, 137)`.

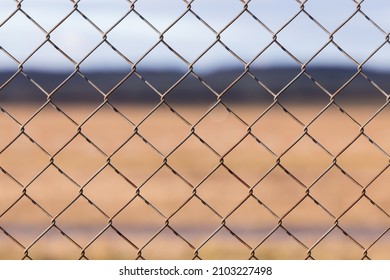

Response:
(0, 102), (389, 259)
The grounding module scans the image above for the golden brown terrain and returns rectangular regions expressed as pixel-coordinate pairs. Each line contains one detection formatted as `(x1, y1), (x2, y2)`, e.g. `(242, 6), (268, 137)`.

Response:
(0, 102), (389, 259)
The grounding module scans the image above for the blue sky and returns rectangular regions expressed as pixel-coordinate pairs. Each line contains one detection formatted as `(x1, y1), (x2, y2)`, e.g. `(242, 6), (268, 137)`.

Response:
(0, 0), (389, 72)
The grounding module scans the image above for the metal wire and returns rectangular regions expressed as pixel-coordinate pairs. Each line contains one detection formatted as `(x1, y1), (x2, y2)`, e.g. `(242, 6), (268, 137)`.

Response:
(0, 0), (389, 260)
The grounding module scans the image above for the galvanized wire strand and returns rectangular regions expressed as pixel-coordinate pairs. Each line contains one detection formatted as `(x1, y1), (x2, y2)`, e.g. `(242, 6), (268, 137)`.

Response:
(0, 0), (389, 260)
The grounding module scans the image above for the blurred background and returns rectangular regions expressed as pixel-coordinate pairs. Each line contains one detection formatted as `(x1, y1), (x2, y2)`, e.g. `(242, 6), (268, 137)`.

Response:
(0, 0), (389, 260)
(0, 0), (389, 103)
(0, 0), (389, 70)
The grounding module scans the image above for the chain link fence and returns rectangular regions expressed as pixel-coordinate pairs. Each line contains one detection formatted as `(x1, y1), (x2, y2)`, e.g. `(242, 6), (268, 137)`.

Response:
(0, 0), (389, 259)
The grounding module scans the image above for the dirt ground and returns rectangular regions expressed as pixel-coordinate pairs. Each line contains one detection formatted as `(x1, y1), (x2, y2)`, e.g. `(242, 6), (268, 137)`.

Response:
(0, 102), (389, 259)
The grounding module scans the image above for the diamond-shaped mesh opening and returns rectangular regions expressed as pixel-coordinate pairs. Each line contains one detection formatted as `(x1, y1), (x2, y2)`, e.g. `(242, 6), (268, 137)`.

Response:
(168, 135), (220, 185)
(76, 166), (136, 218)
(0, 108), (20, 151)
(254, 227), (308, 260)
(140, 166), (192, 217)
(110, 135), (162, 186)
(310, 227), (364, 259)
(191, 0), (242, 32)
(27, 227), (81, 260)
(334, 74), (387, 124)
(134, 0), (187, 32)
(364, 104), (390, 154)
(137, 104), (190, 155)
(169, 197), (221, 246)
(338, 198), (389, 248)
(0, 50), (18, 80)
(220, 11), (272, 63)
(308, 104), (359, 154)
(247, 0), (300, 32)
(309, 53), (352, 81)
(142, 227), (195, 260)
(276, 74), (330, 124)
(163, 76), (217, 123)
(361, 0), (390, 32)
(282, 198), (336, 247)
(0, 196), (51, 246)
(310, 167), (362, 217)
(362, 48), (390, 94)
(20, 0), (73, 31)
(192, 42), (244, 87)
(0, 73), (47, 114)
(0, 172), (21, 215)
(50, 12), (102, 63)
(165, 72), (216, 102)
(226, 196), (279, 248)
(26, 166), (78, 216)
(0, 11), (44, 61)
(23, 44), (75, 92)
(0, 135), (49, 185)
(221, 74), (274, 121)
(337, 136), (388, 186)
(164, 12), (216, 63)
(306, 49), (357, 92)
(81, 104), (134, 155)
(83, 227), (138, 260)
(112, 196), (165, 247)
(330, 101), (379, 133)
(0, 2), (16, 24)
(55, 196), (108, 246)
(196, 167), (248, 216)
(50, 73), (103, 110)
(54, 134), (106, 185)
(136, 43), (188, 92)
(333, 13), (386, 64)
(107, 11), (158, 63)
(195, 103), (247, 154)
(251, 104), (303, 155)
(107, 74), (161, 110)
(77, 0), (129, 32)
(0, 229), (25, 259)
(79, 43), (131, 93)
(253, 166), (306, 217)
(23, 104), (77, 154)
(281, 135), (333, 186)
(365, 168), (390, 214)
(367, 230), (390, 260)
(304, 0), (356, 32)
(224, 135), (276, 186)
(251, 55), (302, 93)
(197, 227), (250, 260)
(277, 13), (329, 64)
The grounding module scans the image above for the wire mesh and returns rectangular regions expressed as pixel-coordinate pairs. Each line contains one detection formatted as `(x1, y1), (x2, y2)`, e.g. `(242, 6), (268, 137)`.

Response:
(0, 0), (389, 259)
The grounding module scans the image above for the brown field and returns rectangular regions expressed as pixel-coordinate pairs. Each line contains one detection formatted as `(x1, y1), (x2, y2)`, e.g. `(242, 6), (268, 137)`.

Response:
(0, 102), (389, 260)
